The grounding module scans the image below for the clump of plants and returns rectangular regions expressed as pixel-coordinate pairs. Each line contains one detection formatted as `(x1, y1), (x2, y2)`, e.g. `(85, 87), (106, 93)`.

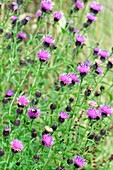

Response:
(0, 0), (113, 169)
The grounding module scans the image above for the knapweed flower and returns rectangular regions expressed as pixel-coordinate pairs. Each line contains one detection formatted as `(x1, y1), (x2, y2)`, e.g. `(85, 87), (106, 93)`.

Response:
(6, 90), (14, 97)
(17, 96), (29, 107)
(11, 16), (17, 22)
(37, 49), (50, 62)
(17, 32), (27, 40)
(36, 10), (42, 18)
(40, 0), (54, 13)
(75, 35), (85, 46)
(93, 47), (100, 55)
(69, 73), (80, 84)
(95, 67), (103, 76)
(11, 139), (23, 152)
(59, 73), (71, 86)
(42, 134), (53, 147)
(86, 13), (97, 23)
(74, 29), (79, 34)
(75, 1), (84, 10)
(53, 11), (63, 21)
(77, 64), (90, 78)
(11, 2), (18, 11)
(59, 111), (69, 123)
(88, 101), (98, 107)
(43, 35), (54, 46)
(28, 106), (41, 119)
(86, 108), (101, 119)
(100, 105), (113, 116)
(74, 156), (85, 168)
(98, 50), (110, 61)
(90, 1), (102, 14)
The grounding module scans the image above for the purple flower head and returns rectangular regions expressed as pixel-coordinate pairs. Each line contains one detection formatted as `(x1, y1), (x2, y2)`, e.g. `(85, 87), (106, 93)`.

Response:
(86, 108), (101, 119)
(43, 35), (54, 46)
(17, 96), (29, 107)
(75, 35), (85, 46)
(59, 73), (71, 86)
(17, 32), (27, 40)
(74, 29), (79, 34)
(0, 2), (2, 6)
(11, 2), (18, 11)
(95, 67), (103, 76)
(53, 11), (63, 21)
(11, 16), (17, 22)
(5, 126), (10, 131)
(74, 156), (85, 168)
(98, 50), (110, 60)
(11, 139), (23, 152)
(59, 111), (69, 123)
(69, 73), (80, 84)
(93, 47), (100, 55)
(36, 10), (42, 18)
(28, 106), (41, 119)
(86, 13), (97, 22)
(83, 61), (91, 67)
(6, 90), (14, 97)
(40, 0), (54, 12)
(100, 105), (113, 116)
(90, 1), (102, 14)
(77, 64), (90, 77)
(75, 1), (84, 10)
(42, 134), (53, 147)
(76, 35), (85, 43)
(37, 49), (50, 62)
(26, 16), (31, 21)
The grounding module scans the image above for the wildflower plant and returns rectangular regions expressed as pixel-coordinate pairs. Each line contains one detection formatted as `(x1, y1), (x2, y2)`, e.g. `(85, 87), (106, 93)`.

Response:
(0, 0), (113, 169)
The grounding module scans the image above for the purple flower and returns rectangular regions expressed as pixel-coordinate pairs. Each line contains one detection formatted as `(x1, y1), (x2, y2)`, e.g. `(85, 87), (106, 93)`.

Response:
(17, 96), (29, 107)
(93, 47), (100, 55)
(40, 0), (54, 13)
(36, 10), (42, 18)
(42, 134), (53, 147)
(74, 29), (79, 34)
(53, 11), (63, 21)
(6, 90), (14, 97)
(28, 106), (41, 119)
(75, 35), (85, 46)
(86, 13), (97, 22)
(90, 1), (102, 14)
(74, 156), (85, 168)
(60, 111), (69, 119)
(37, 49), (50, 62)
(17, 32), (27, 40)
(75, 1), (84, 10)
(86, 108), (101, 119)
(98, 50), (110, 60)
(69, 73), (80, 84)
(11, 16), (17, 22)
(95, 67), (103, 76)
(100, 105), (113, 116)
(43, 35), (54, 46)
(77, 64), (90, 77)
(59, 111), (69, 123)
(59, 73), (71, 86)
(26, 16), (31, 21)
(11, 139), (23, 152)
(11, 2), (18, 11)
(5, 126), (10, 131)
